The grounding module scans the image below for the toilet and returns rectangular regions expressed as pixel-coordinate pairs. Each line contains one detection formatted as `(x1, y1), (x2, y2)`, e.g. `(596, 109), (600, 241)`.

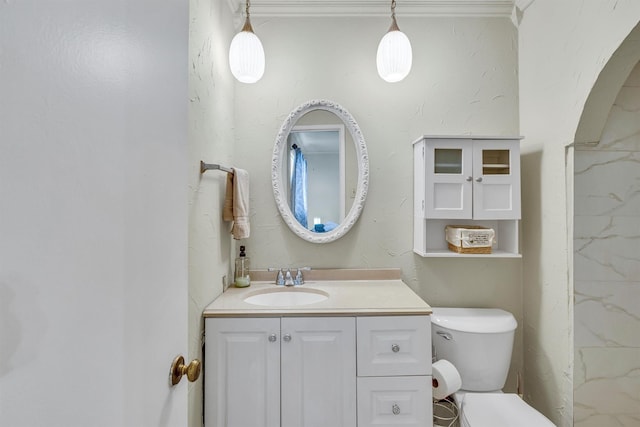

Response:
(431, 308), (555, 427)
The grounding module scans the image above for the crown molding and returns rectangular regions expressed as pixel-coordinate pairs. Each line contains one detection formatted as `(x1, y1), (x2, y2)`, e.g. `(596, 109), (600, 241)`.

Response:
(227, 0), (514, 18)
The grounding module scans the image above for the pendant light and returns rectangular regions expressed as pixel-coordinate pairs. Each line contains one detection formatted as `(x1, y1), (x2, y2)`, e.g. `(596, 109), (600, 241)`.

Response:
(376, 0), (412, 83)
(229, 0), (265, 84)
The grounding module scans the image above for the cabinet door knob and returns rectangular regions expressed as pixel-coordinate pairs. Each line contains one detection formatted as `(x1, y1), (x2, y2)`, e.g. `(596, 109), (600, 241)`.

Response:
(283, 334), (292, 342)
(391, 344), (400, 353)
(466, 176), (473, 182)
(392, 404), (401, 415)
(268, 334), (277, 342)
(475, 176), (483, 183)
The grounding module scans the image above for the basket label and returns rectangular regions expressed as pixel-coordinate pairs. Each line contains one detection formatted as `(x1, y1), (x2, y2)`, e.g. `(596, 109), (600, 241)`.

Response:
(466, 231), (492, 246)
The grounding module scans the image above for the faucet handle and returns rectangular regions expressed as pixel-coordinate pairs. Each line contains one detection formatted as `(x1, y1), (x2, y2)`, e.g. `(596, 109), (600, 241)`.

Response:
(269, 268), (286, 286)
(293, 267), (311, 285)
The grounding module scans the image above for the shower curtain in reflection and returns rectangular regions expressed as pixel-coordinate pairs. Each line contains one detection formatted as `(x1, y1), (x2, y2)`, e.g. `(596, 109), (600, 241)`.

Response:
(291, 147), (308, 229)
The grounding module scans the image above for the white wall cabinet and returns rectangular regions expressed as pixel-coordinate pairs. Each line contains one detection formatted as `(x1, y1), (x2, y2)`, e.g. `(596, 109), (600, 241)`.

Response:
(205, 316), (356, 427)
(205, 315), (432, 427)
(413, 136), (522, 257)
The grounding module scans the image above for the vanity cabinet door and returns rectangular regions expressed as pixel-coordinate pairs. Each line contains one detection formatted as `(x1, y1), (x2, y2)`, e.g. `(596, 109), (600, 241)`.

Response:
(205, 317), (281, 427)
(281, 317), (357, 427)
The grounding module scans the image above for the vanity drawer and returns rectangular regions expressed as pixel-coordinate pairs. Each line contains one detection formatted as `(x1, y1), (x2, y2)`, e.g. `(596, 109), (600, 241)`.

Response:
(357, 316), (431, 377)
(357, 376), (432, 427)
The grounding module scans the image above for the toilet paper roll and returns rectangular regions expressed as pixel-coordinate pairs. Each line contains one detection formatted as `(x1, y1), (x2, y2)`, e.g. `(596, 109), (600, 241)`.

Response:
(432, 359), (462, 400)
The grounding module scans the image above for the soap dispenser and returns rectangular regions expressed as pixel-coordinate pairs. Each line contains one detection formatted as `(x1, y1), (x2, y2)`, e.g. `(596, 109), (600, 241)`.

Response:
(234, 246), (251, 287)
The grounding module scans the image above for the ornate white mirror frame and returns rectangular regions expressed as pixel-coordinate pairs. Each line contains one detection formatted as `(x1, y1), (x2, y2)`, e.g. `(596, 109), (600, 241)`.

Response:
(272, 99), (369, 243)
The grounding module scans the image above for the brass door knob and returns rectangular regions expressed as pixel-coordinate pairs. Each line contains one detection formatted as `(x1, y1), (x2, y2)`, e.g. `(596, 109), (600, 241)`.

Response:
(170, 355), (201, 386)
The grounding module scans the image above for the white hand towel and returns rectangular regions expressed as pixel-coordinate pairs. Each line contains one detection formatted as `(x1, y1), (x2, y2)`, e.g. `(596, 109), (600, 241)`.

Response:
(222, 172), (234, 222)
(230, 168), (250, 239)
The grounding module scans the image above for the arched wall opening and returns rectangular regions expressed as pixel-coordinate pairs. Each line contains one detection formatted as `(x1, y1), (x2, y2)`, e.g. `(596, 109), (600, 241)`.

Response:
(572, 22), (640, 426)
(518, 5), (640, 425)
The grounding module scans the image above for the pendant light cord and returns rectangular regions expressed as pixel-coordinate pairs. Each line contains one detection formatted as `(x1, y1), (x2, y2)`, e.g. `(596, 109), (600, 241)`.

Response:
(388, 0), (400, 32)
(241, 0), (254, 33)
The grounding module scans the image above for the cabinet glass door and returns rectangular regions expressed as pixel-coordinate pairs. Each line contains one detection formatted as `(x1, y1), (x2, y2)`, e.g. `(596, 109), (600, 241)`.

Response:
(425, 140), (473, 219)
(434, 149), (462, 174)
(482, 149), (510, 175)
(473, 141), (521, 220)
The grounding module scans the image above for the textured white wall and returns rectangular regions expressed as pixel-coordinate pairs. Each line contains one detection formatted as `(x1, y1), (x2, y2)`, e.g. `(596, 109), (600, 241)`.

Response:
(188, 0), (236, 425)
(518, 1), (640, 425)
(235, 16), (525, 390)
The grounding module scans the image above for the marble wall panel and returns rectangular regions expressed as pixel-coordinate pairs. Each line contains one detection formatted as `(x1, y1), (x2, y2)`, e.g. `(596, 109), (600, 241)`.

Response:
(574, 281), (640, 347)
(574, 151), (640, 216)
(574, 62), (640, 427)
(574, 347), (640, 427)
(599, 90), (640, 152)
(574, 216), (640, 281)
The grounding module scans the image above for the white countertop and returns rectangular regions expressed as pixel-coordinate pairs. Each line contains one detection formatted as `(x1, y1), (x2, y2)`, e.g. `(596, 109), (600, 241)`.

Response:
(203, 279), (432, 318)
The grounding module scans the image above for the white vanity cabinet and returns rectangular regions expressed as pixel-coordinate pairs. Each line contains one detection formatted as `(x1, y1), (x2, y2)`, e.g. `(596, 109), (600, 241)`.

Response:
(204, 316), (356, 427)
(205, 318), (281, 427)
(356, 316), (432, 427)
(413, 136), (522, 257)
(205, 314), (433, 427)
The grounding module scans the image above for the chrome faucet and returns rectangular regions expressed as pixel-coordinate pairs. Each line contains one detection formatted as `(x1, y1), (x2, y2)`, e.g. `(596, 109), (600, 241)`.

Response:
(268, 267), (311, 286)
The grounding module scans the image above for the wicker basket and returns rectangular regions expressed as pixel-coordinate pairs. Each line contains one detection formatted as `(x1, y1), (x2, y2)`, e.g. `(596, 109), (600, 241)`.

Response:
(445, 225), (495, 254)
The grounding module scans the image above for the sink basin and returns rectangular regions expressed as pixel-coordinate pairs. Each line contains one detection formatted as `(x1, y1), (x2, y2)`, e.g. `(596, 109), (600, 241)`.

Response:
(243, 288), (329, 307)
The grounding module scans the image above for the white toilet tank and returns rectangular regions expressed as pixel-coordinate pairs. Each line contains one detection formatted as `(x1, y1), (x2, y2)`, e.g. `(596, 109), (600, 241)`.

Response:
(431, 307), (517, 392)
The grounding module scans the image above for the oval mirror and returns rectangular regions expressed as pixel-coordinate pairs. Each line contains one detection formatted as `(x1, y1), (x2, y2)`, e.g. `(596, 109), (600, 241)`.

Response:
(272, 99), (369, 243)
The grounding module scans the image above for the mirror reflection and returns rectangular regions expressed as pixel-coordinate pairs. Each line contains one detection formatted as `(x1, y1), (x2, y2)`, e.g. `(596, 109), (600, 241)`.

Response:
(286, 110), (357, 233)
(272, 99), (368, 244)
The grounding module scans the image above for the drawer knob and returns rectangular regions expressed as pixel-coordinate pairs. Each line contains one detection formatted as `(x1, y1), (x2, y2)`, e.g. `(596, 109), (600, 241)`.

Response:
(391, 344), (400, 353)
(392, 404), (400, 415)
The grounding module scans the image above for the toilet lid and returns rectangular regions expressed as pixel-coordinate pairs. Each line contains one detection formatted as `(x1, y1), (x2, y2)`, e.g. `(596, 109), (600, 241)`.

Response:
(461, 393), (555, 427)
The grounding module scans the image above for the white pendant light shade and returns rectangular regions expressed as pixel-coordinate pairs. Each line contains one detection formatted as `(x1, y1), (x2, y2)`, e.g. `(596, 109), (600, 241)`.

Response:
(376, 29), (412, 83)
(377, 0), (412, 83)
(229, 30), (265, 84)
(229, 1), (264, 84)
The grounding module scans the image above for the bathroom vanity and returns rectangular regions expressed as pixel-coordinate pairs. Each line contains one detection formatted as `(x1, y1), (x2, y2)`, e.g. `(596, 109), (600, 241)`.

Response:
(203, 271), (432, 427)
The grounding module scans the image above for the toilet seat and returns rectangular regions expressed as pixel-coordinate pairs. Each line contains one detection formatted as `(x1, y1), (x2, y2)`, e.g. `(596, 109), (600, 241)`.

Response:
(460, 393), (555, 427)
